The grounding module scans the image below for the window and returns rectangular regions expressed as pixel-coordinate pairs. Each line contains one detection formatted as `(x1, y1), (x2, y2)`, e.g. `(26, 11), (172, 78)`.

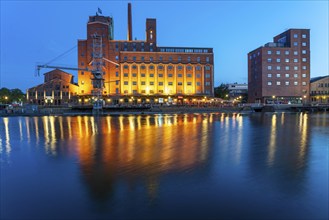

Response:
(177, 82), (183, 86)
(302, 74), (307, 78)
(141, 81), (146, 85)
(276, 74), (281, 78)
(196, 74), (201, 78)
(141, 90), (146, 93)
(149, 65), (154, 69)
(188, 57), (191, 62)
(204, 82), (210, 86)
(124, 81), (128, 85)
(168, 74), (173, 77)
(187, 74), (192, 77)
(206, 57), (210, 63)
(196, 66), (201, 71)
(178, 74), (182, 78)
(81, 80), (85, 85)
(197, 57), (201, 62)
(150, 57), (153, 62)
(276, 81), (281, 85)
(158, 65), (163, 70)
(285, 66), (290, 70)
(124, 73), (128, 77)
(267, 66), (272, 70)
(132, 73), (137, 77)
(267, 58), (272, 63)
(158, 74), (163, 77)
(133, 56), (136, 61)
(268, 81), (272, 85)
(302, 58), (307, 62)
(205, 74), (211, 78)
(168, 82), (173, 86)
(268, 50), (272, 55)
(285, 51), (290, 55)
(158, 90), (163, 93)
(293, 51), (298, 56)
(187, 66), (192, 70)
(178, 66), (183, 70)
(158, 82), (163, 86)
(124, 65), (129, 69)
(293, 34), (298, 38)
(285, 59), (289, 63)
(81, 62), (84, 66)
(124, 56), (127, 61)
(132, 65), (137, 69)
(285, 74), (290, 78)
(294, 74), (298, 78)
(294, 59), (298, 63)
(294, 66), (298, 70)
(159, 56), (163, 62)
(141, 65), (146, 69)
(149, 74), (154, 77)
(150, 82), (154, 86)
(276, 66), (281, 70)
(141, 73), (146, 77)
(293, 42), (298, 46)
(302, 34), (307, 38)
(302, 42), (307, 46)
(205, 66), (211, 70)
(302, 66), (307, 70)
(302, 50), (307, 54)
(141, 56), (145, 61)
(168, 65), (173, 70)
(285, 82), (290, 86)
(276, 51), (280, 55)
(196, 82), (201, 86)
(178, 56), (182, 62)
(294, 82), (298, 86)
(169, 56), (173, 62)
(81, 71), (84, 75)
(268, 73), (272, 78)
(275, 58), (280, 63)
(132, 81), (137, 85)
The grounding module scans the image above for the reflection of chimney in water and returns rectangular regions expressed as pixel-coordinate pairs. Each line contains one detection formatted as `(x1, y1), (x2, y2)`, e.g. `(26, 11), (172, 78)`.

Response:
(127, 3), (132, 41)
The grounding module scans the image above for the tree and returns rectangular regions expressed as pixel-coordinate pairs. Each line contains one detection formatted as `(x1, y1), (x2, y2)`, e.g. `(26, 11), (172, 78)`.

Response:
(0, 87), (25, 103)
(214, 84), (229, 99)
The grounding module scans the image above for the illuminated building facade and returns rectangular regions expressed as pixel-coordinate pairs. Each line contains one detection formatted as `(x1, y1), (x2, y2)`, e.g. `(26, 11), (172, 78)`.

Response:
(78, 3), (214, 104)
(248, 29), (310, 104)
(27, 69), (79, 105)
(310, 75), (329, 104)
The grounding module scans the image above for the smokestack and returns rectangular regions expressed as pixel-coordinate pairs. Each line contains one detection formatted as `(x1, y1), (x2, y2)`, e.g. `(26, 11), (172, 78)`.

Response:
(127, 3), (132, 41)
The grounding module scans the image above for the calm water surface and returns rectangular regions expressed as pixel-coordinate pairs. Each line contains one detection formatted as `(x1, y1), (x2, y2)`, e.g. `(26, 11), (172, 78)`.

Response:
(0, 113), (328, 219)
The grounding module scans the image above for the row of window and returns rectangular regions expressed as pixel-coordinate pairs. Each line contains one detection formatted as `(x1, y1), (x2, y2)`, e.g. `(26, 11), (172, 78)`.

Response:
(122, 55), (211, 63)
(267, 73), (307, 78)
(267, 65), (307, 70)
(123, 81), (211, 86)
(122, 73), (211, 78)
(122, 90), (212, 95)
(293, 34), (307, 39)
(267, 51), (307, 60)
(122, 64), (212, 71)
(318, 83), (329, 88)
(267, 81), (307, 86)
(159, 48), (209, 53)
(311, 90), (329, 94)
(267, 58), (307, 64)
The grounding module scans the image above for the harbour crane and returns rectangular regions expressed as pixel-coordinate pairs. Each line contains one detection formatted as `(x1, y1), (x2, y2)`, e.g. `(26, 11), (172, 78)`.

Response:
(36, 35), (119, 110)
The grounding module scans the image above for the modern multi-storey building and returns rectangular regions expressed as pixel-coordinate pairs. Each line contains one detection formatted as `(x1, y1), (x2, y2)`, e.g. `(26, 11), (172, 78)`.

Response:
(78, 3), (214, 104)
(248, 29), (310, 104)
(310, 75), (329, 104)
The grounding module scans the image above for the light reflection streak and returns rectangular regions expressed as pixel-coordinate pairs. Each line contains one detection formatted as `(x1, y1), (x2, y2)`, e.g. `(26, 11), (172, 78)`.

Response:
(299, 113), (308, 161)
(3, 118), (11, 154)
(235, 114), (243, 164)
(25, 117), (30, 143)
(43, 117), (50, 153)
(267, 114), (277, 166)
(19, 118), (23, 141)
(49, 116), (57, 155)
(34, 117), (39, 142)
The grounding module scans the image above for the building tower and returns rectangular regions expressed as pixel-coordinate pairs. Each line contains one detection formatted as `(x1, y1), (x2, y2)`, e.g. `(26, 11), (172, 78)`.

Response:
(127, 3), (132, 41)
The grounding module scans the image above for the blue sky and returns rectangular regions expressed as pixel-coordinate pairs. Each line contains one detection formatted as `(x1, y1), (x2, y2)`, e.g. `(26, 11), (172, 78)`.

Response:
(1, 0), (328, 91)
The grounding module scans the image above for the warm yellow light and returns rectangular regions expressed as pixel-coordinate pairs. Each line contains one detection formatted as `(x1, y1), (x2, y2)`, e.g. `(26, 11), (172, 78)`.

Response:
(303, 95), (306, 98)
(119, 99), (124, 102)
(84, 99), (89, 102)
(184, 99), (187, 102)
(137, 98), (141, 102)
(155, 99), (158, 102)
(193, 99), (196, 101)
(164, 99), (168, 102)
(107, 99), (111, 102)
(146, 99), (150, 102)
(204, 96), (207, 99)
(272, 96), (276, 98)
(78, 99), (82, 102)
(4, 96), (8, 100)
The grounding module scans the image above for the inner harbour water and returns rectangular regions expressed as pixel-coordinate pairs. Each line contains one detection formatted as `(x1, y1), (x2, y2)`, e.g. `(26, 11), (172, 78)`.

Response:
(0, 112), (328, 219)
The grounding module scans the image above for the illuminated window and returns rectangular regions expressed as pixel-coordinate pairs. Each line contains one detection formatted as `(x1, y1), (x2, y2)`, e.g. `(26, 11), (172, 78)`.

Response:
(268, 66), (272, 70)
(294, 66), (298, 70)
(285, 59), (289, 63)
(302, 66), (307, 70)
(141, 81), (146, 85)
(302, 34), (307, 38)
(285, 82), (290, 85)
(294, 82), (298, 85)
(285, 66), (290, 70)
(276, 66), (281, 70)
(276, 58), (281, 63)
(293, 34), (298, 38)
(302, 74), (307, 78)
(276, 81), (281, 85)
(276, 51), (280, 55)
(302, 50), (306, 54)
(276, 74), (281, 78)
(158, 82), (163, 86)
(267, 58), (272, 63)
(268, 81), (272, 85)
(168, 82), (173, 86)
(285, 74), (290, 78)
(285, 51), (289, 55)
(294, 51), (298, 55)
(302, 42), (307, 46)
(268, 73), (272, 78)
(302, 58), (307, 62)
(268, 50), (272, 55)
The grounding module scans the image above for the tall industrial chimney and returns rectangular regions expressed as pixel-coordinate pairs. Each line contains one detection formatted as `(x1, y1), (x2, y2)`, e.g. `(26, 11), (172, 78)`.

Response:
(127, 3), (132, 41)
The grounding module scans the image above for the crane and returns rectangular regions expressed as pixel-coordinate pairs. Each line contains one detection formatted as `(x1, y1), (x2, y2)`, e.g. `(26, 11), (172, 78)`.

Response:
(36, 35), (120, 110)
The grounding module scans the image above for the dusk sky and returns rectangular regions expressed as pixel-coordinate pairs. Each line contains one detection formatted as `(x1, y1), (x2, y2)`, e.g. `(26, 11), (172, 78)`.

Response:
(1, 1), (328, 92)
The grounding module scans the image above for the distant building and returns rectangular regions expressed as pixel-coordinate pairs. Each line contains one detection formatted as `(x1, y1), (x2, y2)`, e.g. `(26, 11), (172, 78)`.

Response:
(27, 69), (79, 105)
(77, 3), (214, 104)
(227, 83), (248, 98)
(248, 29), (310, 104)
(310, 75), (329, 104)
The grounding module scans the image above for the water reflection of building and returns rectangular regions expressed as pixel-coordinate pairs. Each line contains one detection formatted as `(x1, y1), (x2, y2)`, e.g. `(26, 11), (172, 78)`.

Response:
(248, 113), (312, 193)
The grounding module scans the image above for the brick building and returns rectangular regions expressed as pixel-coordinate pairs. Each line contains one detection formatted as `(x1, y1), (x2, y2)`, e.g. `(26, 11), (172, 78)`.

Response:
(248, 29), (310, 104)
(310, 75), (329, 104)
(27, 69), (79, 105)
(78, 3), (214, 104)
